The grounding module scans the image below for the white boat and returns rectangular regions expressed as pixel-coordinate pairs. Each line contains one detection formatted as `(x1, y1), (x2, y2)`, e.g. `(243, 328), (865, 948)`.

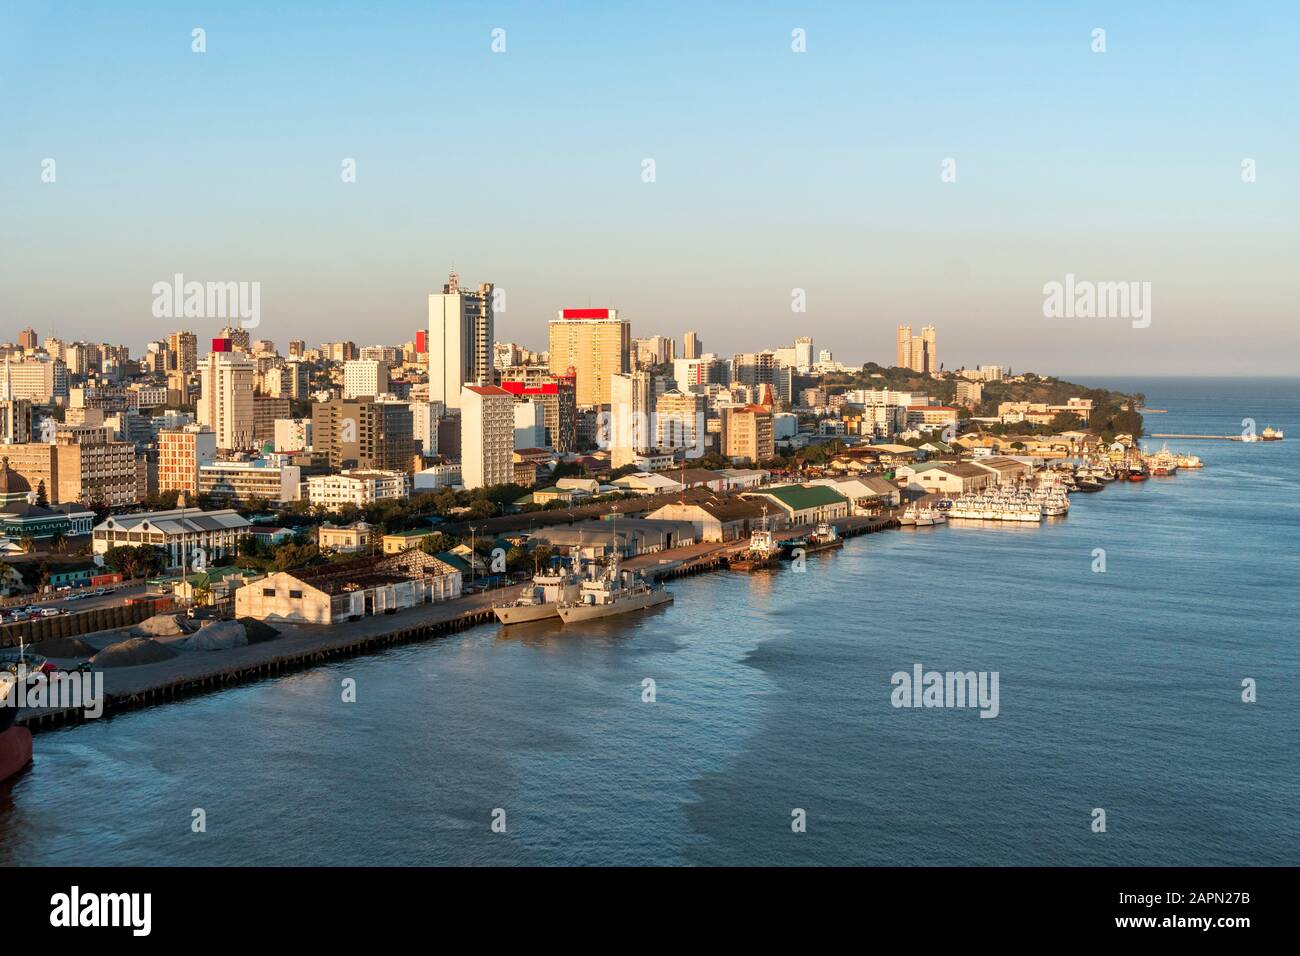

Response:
(902, 505), (946, 527)
(556, 556), (672, 624)
(493, 560), (584, 624)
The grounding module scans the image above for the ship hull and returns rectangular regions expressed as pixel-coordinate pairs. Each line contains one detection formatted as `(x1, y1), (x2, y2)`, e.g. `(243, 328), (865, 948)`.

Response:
(557, 590), (673, 623)
(493, 602), (562, 625)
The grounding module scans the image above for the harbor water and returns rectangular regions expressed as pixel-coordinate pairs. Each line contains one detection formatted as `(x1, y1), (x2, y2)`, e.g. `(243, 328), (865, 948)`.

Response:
(1, 377), (1295, 866)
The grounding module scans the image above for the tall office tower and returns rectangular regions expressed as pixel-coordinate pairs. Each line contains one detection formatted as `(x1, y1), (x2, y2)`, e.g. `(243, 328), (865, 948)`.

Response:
(311, 397), (419, 472)
(609, 370), (652, 468)
(921, 325), (937, 373)
(428, 271), (494, 411)
(2, 356), (69, 403)
(722, 404), (775, 463)
(794, 336), (814, 369)
(512, 399), (546, 450)
(288, 340), (306, 358)
(896, 325), (912, 369)
(197, 338), (256, 450)
(17, 328), (37, 350)
(158, 424), (217, 494)
(547, 308), (630, 408)
(459, 385), (514, 490)
(219, 326), (252, 351)
(342, 359), (390, 399)
(167, 330), (198, 375)
(265, 360), (310, 401)
(633, 335), (674, 367)
(655, 389), (704, 455)
(43, 338), (66, 361)
(683, 331), (701, 360)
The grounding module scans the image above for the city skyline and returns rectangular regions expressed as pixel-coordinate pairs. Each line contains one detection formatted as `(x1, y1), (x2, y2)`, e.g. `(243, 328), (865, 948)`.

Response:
(3, 3), (1297, 375)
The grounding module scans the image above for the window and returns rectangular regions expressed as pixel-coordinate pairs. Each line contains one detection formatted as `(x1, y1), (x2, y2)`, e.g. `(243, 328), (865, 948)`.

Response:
(262, 588), (276, 597)
(289, 590), (303, 599)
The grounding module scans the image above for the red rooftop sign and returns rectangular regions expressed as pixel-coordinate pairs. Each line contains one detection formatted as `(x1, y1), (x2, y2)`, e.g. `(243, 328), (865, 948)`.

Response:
(211, 338), (232, 352)
(560, 308), (610, 319)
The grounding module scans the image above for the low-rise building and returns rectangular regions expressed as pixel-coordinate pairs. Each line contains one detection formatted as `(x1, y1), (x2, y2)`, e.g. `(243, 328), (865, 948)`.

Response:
(307, 469), (409, 510)
(234, 550), (463, 624)
(645, 493), (772, 542)
(198, 458), (302, 505)
(894, 462), (995, 495)
(742, 484), (850, 526)
(92, 506), (252, 570)
(381, 529), (442, 554)
(807, 476), (900, 513)
(317, 521), (374, 553)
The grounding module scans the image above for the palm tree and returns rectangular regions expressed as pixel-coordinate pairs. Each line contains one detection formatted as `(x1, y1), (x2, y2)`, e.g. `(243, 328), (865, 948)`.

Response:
(18, 535), (36, 554)
(51, 531), (67, 553)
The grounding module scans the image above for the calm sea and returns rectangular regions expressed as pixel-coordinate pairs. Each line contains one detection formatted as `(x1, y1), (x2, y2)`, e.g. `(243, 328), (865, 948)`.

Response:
(2, 377), (1296, 866)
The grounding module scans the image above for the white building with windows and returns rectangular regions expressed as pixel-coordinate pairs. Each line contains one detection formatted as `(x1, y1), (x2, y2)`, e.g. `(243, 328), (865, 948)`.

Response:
(92, 507), (252, 571)
(307, 469), (409, 510)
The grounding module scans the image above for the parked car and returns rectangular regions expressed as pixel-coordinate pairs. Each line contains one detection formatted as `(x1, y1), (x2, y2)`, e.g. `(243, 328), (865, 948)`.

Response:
(39, 608), (61, 617)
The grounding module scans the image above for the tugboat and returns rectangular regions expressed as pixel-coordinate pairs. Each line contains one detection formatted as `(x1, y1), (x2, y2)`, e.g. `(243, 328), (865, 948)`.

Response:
(493, 555), (584, 624)
(730, 507), (781, 571)
(556, 555), (672, 624)
(786, 521), (844, 555)
(1075, 476), (1104, 492)
(1127, 460), (1149, 481)
(1150, 445), (1178, 476)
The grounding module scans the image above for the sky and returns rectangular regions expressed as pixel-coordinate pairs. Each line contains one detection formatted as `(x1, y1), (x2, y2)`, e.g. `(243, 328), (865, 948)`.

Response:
(2, 1), (1297, 375)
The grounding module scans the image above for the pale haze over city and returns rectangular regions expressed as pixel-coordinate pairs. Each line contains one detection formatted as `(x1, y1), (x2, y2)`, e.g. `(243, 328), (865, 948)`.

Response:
(3, 1), (1297, 374)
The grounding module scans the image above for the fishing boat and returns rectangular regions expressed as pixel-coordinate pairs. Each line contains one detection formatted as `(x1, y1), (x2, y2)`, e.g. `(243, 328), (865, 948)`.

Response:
(1127, 461), (1149, 481)
(1075, 476), (1104, 492)
(1175, 453), (1203, 469)
(1150, 445), (1178, 476)
(901, 505), (946, 527)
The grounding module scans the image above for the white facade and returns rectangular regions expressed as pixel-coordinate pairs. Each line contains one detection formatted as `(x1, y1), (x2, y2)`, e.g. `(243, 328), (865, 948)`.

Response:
(413, 463), (461, 491)
(92, 507), (252, 571)
(274, 417), (312, 452)
(513, 399), (545, 450)
(197, 348), (256, 450)
(409, 400), (442, 455)
(459, 385), (514, 490)
(343, 359), (390, 400)
(198, 459), (302, 504)
(428, 273), (494, 410)
(307, 469), (409, 510)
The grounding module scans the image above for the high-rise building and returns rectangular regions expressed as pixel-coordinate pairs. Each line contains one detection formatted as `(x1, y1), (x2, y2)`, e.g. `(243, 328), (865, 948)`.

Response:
(499, 373), (577, 452)
(921, 325), (938, 373)
(265, 360), (310, 401)
(512, 399), (546, 450)
(288, 340), (306, 358)
(896, 325), (912, 369)
(9, 427), (140, 506)
(428, 272), (494, 410)
(722, 405), (774, 463)
(459, 385), (514, 490)
(167, 331), (198, 375)
(897, 324), (937, 374)
(343, 359), (390, 400)
(159, 424), (218, 495)
(2, 356), (69, 403)
(17, 328), (37, 350)
(197, 338), (256, 450)
(609, 370), (652, 468)
(311, 397), (419, 473)
(0, 399), (33, 444)
(547, 308), (630, 408)
(218, 326), (252, 352)
(683, 331), (701, 360)
(654, 390), (704, 456)
(252, 396), (291, 446)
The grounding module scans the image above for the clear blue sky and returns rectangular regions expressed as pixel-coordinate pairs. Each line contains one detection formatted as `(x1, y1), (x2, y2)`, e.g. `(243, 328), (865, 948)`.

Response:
(2, 1), (1297, 374)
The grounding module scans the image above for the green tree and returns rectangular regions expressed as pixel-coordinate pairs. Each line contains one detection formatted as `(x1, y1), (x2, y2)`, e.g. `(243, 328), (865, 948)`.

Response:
(34, 480), (49, 507)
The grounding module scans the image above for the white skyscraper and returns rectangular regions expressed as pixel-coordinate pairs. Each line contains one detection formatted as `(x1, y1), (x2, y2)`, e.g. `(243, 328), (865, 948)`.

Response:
(428, 272), (494, 410)
(198, 339), (256, 450)
(609, 370), (652, 469)
(459, 385), (514, 490)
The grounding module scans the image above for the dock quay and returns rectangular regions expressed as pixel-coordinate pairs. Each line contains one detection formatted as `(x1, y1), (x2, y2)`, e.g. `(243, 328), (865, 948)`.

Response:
(14, 512), (902, 733)
(1149, 433), (1281, 441)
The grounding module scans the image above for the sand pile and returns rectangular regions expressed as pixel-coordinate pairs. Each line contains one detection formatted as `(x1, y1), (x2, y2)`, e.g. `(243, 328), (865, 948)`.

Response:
(133, 613), (190, 637)
(181, 620), (247, 652)
(28, 637), (95, 659)
(92, 638), (178, 668)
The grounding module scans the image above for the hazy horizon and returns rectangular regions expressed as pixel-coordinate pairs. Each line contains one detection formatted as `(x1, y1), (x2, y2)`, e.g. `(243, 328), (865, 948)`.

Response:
(3, 2), (1297, 375)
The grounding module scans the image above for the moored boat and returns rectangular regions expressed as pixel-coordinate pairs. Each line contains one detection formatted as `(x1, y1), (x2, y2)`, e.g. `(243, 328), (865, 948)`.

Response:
(556, 557), (672, 624)
(493, 559), (584, 624)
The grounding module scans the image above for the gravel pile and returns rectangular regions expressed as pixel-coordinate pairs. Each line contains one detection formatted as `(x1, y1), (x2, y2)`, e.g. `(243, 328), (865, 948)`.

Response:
(181, 620), (248, 652)
(91, 638), (179, 668)
(28, 637), (95, 659)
